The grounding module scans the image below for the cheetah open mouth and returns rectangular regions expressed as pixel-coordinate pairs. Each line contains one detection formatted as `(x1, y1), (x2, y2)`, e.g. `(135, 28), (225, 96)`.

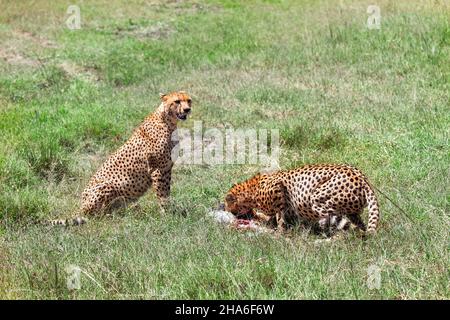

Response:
(176, 113), (187, 121)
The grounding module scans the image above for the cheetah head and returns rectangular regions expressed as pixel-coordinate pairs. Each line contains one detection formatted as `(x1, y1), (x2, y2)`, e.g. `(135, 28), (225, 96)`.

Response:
(160, 91), (192, 122)
(224, 174), (262, 218)
(224, 192), (255, 219)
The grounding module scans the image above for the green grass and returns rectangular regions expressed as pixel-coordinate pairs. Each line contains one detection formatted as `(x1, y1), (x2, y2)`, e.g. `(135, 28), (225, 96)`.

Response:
(0, 0), (449, 299)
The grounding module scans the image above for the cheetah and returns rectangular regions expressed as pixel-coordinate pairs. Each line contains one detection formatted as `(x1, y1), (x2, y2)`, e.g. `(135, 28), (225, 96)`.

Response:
(51, 91), (192, 225)
(224, 164), (380, 235)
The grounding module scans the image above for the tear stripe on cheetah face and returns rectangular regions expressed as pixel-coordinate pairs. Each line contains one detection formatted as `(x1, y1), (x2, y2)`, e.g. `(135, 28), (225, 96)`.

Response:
(225, 163), (380, 235)
(48, 91), (192, 226)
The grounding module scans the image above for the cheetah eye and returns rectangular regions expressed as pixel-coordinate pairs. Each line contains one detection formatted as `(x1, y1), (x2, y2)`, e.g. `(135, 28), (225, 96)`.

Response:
(187, 99), (192, 104)
(174, 100), (180, 104)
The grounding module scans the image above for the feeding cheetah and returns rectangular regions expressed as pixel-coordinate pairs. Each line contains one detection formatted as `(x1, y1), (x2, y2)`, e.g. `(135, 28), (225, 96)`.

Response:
(51, 91), (192, 225)
(224, 164), (380, 235)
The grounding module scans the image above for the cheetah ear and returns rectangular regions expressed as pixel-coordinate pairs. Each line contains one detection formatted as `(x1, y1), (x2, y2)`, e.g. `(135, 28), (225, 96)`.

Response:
(225, 193), (236, 202)
(159, 93), (167, 101)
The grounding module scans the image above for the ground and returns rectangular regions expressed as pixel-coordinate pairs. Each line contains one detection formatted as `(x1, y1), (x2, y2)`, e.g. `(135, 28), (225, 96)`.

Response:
(0, 0), (448, 299)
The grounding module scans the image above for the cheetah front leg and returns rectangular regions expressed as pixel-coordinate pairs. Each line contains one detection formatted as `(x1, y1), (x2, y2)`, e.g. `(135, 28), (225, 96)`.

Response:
(151, 165), (173, 212)
(262, 181), (288, 232)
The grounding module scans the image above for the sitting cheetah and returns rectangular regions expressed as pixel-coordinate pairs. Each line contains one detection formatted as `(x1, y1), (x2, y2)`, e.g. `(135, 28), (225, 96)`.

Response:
(224, 164), (380, 235)
(51, 91), (192, 225)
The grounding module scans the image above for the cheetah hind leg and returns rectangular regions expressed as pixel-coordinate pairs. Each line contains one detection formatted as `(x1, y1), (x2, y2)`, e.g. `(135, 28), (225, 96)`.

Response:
(317, 214), (339, 237)
(347, 214), (368, 239)
(317, 214), (353, 238)
(347, 214), (366, 231)
(312, 215), (350, 243)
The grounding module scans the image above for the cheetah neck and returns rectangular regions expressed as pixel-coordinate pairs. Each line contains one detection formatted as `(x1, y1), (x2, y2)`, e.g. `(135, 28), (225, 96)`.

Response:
(231, 174), (261, 206)
(153, 103), (177, 130)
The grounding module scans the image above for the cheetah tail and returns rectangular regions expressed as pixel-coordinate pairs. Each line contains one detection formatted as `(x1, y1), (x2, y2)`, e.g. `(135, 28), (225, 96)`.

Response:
(364, 184), (380, 233)
(45, 216), (88, 227)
